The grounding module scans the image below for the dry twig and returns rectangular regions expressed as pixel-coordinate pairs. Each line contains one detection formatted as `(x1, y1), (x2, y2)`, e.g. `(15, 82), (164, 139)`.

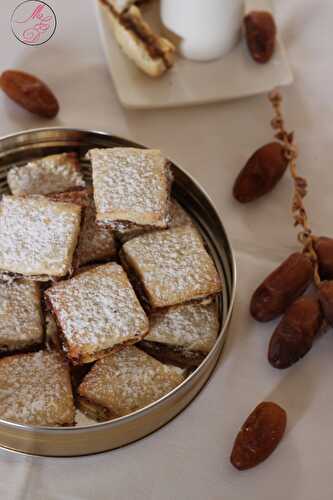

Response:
(268, 89), (321, 287)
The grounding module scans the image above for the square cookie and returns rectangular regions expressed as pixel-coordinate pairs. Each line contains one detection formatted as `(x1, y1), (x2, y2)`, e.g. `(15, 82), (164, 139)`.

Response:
(0, 351), (75, 426)
(121, 225), (222, 309)
(89, 148), (171, 228)
(0, 280), (43, 353)
(45, 263), (149, 364)
(139, 301), (219, 368)
(0, 195), (82, 279)
(78, 346), (185, 420)
(7, 153), (85, 196)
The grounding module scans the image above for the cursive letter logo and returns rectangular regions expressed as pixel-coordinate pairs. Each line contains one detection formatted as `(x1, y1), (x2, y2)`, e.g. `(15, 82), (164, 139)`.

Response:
(11, 1), (57, 46)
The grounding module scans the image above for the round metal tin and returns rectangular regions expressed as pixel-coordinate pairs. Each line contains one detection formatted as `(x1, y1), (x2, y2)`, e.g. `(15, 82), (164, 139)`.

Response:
(0, 128), (236, 456)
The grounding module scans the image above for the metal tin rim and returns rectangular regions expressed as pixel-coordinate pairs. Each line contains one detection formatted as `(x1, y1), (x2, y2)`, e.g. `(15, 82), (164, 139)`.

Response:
(0, 127), (237, 454)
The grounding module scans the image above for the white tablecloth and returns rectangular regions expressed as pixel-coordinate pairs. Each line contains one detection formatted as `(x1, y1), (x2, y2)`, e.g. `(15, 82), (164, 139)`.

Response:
(1, 1), (333, 498)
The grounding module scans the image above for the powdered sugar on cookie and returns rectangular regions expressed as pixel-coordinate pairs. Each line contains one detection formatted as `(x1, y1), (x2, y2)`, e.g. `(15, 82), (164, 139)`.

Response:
(0, 351), (75, 425)
(146, 301), (219, 353)
(90, 148), (171, 227)
(7, 153), (85, 196)
(0, 280), (43, 351)
(0, 195), (81, 277)
(46, 263), (149, 362)
(122, 225), (222, 308)
(79, 346), (185, 417)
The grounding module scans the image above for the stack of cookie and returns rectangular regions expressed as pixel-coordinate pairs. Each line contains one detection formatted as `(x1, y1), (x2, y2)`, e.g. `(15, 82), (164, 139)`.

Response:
(0, 147), (222, 425)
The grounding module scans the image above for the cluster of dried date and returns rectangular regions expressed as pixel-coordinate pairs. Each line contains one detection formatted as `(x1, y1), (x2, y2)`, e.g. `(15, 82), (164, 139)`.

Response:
(250, 90), (333, 369)
(231, 90), (333, 470)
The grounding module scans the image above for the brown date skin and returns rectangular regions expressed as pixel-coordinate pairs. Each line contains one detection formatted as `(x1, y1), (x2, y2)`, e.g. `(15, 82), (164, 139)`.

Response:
(244, 11), (277, 64)
(233, 143), (288, 203)
(251, 252), (313, 322)
(268, 297), (323, 369)
(314, 237), (333, 280)
(319, 281), (333, 326)
(231, 402), (287, 471)
(0, 70), (59, 118)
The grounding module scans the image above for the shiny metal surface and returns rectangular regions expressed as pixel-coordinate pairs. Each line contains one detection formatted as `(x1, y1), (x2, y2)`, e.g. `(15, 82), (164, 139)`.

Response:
(0, 128), (236, 456)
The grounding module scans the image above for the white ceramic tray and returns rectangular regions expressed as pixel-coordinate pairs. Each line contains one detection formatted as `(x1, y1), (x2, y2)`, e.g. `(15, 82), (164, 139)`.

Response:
(95, 0), (293, 109)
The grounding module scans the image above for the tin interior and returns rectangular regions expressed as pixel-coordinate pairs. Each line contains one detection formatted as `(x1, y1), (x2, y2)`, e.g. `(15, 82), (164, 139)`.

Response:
(0, 129), (236, 456)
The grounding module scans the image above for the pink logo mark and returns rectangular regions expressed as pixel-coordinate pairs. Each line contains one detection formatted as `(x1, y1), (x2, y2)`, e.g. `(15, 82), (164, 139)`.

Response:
(11, 1), (56, 46)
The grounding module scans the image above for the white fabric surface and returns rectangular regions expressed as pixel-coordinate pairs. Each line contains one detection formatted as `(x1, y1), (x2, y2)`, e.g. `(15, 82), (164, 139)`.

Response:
(0, 0), (332, 498)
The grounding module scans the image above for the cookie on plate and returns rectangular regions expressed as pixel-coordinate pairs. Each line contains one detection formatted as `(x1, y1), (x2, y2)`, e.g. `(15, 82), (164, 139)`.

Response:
(104, 0), (144, 14)
(7, 153), (85, 196)
(78, 346), (185, 420)
(0, 351), (75, 426)
(101, 3), (175, 77)
(45, 263), (149, 364)
(0, 195), (82, 280)
(139, 301), (219, 368)
(89, 148), (172, 229)
(121, 225), (222, 309)
(0, 280), (44, 354)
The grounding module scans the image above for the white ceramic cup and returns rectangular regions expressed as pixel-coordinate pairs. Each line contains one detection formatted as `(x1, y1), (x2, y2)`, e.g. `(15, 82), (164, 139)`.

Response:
(161, 0), (244, 62)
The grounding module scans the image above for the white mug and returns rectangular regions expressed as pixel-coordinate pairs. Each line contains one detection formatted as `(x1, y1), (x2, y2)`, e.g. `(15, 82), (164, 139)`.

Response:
(161, 0), (244, 62)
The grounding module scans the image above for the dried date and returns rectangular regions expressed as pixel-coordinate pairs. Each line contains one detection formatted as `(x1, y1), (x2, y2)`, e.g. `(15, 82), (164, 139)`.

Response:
(0, 70), (59, 118)
(251, 252), (313, 322)
(244, 11), (277, 64)
(319, 281), (333, 325)
(231, 401), (287, 470)
(314, 237), (333, 280)
(233, 142), (288, 203)
(268, 296), (323, 369)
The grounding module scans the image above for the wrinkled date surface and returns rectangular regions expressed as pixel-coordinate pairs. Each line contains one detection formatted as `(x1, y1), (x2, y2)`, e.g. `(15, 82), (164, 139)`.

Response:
(0, 70), (59, 118)
(315, 237), (333, 280)
(231, 402), (287, 470)
(244, 11), (277, 64)
(268, 296), (323, 369)
(233, 142), (288, 203)
(319, 281), (333, 325)
(251, 252), (313, 322)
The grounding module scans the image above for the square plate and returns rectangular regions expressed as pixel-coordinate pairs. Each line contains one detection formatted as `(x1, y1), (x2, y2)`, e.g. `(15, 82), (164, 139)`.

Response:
(95, 0), (293, 109)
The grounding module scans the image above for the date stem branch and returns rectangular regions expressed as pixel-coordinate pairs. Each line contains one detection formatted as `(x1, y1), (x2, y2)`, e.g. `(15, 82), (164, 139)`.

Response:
(268, 90), (321, 288)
